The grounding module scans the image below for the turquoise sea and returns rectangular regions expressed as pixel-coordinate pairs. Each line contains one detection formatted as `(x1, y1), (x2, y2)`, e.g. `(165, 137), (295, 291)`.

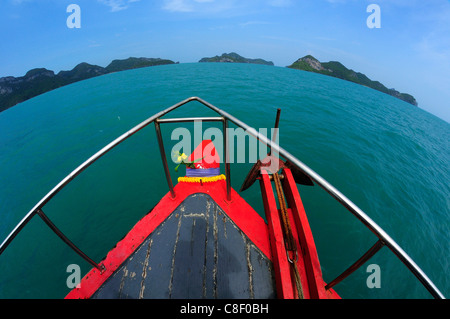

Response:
(0, 63), (448, 299)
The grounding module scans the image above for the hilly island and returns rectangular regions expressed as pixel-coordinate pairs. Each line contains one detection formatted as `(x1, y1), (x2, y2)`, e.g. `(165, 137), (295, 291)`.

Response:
(0, 57), (176, 112)
(199, 52), (274, 65)
(0, 53), (417, 113)
(288, 55), (417, 106)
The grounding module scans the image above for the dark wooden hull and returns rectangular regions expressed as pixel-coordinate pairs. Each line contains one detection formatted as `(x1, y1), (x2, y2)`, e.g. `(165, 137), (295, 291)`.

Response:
(66, 174), (339, 299)
(91, 193), (276, 299)
(66, 179), (277, 299)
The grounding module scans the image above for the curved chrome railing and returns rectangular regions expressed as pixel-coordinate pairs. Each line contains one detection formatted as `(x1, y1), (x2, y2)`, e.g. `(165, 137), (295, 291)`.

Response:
(0, 97), (445, 299)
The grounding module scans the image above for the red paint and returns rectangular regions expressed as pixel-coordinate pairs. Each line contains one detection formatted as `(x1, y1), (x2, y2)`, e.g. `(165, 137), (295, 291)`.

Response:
(186, 139), (220, 169)
(282, 168), (340, 299)
(66, 168), (341, 299)
(285, 206), (311, 299)
(65, 179), (271, 299)
(258, 168), (340, 299)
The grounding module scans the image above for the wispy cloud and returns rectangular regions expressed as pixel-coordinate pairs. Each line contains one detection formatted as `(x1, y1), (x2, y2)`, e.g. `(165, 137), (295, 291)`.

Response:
(325, 0), (354, 3)
(98, 0), (141, 12)
(315, 36), (336, 41)
(163, 0), (195, 12)
(162, 0), (292, 14)
(267, 0), (293, 7)
(11, 0), (33, 4)
(411, 2), (450, 67)
(88, 40), (102, 48)
(162, 0), (229, 13)
(239, 21), (271, 27)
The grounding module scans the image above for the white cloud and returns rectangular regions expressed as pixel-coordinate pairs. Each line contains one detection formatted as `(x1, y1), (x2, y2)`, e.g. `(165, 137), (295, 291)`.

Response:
(162, 0), (194, 12)
(11, 0), (33, 4)
(98, 0), (141, 12)
(267, 0), (293, 7)
(165, 0), (271, 15)
(162, 0), (223, 13)
(161, 0), (297, 15)
(412, 3), (450, 66)
(239, 21), (271, 27)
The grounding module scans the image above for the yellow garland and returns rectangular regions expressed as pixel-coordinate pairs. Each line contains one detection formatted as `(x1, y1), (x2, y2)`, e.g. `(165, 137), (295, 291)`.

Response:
(178, 174), (226, 183)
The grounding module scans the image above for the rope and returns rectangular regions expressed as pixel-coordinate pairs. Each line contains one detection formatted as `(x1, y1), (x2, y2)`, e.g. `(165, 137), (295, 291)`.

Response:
(291, 260), (304, 299)
(273, 172), (303, 299)
(273, 173), (296, 252)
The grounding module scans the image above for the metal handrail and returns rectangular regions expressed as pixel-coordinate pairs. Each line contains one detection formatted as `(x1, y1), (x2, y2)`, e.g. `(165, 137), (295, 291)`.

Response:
(194, 97), (445, 299)
(0, 96), (444, 299)
(0, 98), (194, 265)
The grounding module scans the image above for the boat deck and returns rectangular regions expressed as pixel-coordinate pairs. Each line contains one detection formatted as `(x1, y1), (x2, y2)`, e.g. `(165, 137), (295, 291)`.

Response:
(91, 193), (276, 299)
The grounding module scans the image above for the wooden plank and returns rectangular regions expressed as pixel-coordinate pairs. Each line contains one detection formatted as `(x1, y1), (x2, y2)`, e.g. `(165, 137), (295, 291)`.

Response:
(90, 193), (276, 299)
(249, 240), (277, 299)
(170, 195), (208, 298)
(203, 199), (217, 298)
(216, 205), (251, 298)
(141, 212), (181, 299)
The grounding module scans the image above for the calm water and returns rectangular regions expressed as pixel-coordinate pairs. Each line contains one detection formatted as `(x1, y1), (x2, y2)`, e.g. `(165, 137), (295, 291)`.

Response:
(0, 63), (448, 298)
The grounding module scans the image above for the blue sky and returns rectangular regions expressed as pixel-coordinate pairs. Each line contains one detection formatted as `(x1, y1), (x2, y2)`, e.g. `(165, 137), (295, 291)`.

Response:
(1, 0), (449, 121)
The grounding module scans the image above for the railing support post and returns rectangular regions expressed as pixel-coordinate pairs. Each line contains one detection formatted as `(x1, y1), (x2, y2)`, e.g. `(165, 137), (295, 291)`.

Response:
(36, 209), (104, 272)
(154, 120), (175, 198)
(326, 239), (384, 290)
(223, 118), (231, 201)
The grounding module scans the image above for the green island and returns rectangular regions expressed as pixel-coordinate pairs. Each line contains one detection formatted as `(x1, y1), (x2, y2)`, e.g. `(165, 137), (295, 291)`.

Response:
(199, 52), (274, 66)
(0, 53), (418, 112)
(0, 57), (176, 112)
(287, 55), (417, 106)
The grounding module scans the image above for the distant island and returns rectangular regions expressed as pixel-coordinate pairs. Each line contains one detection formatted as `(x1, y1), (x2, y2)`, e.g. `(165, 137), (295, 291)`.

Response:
(0, 53), (418, 112)
(0, 57), (176, 112)
(199, 52), (274, 66)
(288, 55), (417, 106)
